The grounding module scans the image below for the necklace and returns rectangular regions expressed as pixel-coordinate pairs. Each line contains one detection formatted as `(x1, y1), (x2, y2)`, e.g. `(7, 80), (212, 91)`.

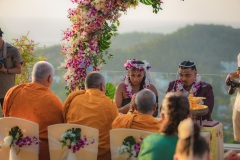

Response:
(174, 79), (201, 96)
(123, 75), (150, 98)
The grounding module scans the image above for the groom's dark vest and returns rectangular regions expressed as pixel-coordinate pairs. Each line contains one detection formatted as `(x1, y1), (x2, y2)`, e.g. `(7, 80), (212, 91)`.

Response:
(166, 81), (214, 121)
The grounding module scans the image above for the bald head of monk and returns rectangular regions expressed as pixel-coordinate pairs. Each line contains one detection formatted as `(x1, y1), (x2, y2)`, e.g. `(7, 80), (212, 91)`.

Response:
(32, 61), (54, 88)
(135, 89), (156, 115)
(85, 72), (106, 93)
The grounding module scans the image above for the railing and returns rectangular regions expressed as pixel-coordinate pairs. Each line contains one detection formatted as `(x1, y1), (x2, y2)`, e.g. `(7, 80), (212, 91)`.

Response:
(0, 69), (238, 148)
(53, 70), (239, 145)
(224, 144), (240, 151)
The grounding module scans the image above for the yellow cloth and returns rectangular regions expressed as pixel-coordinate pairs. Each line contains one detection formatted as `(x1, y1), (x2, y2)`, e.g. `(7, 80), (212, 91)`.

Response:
(112, 113), (160, 133)
(63, 88), (119, 160)
(201, 123), (223, 160)
(3, 82), (64, 160)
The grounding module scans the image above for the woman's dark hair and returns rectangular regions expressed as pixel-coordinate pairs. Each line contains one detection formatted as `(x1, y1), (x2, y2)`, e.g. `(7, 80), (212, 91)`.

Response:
(140, 76), (146, 90)
(161, 92), (190, 135)
(177, 123), (210, 158)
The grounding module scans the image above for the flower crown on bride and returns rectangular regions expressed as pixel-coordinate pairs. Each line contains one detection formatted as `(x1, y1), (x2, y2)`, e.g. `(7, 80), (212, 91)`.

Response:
(124, 59), (151, 71)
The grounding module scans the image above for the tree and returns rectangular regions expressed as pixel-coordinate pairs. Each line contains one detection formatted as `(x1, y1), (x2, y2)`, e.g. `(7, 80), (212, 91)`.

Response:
(12, 33), (45, 84)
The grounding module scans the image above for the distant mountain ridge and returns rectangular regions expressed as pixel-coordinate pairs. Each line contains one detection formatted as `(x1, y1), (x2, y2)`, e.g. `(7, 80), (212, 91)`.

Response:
(38, 24), (240, 74)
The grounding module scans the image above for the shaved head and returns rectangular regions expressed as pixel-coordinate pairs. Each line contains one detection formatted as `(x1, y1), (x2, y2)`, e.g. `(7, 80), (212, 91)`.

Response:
(32, 61), (54, 82)
(135, 89), (156, 114)
(85, 72), (105, 90)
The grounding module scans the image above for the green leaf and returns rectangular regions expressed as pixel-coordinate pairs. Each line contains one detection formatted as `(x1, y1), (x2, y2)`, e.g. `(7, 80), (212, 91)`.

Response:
(123, 136), (136, 146)
(105, 82), (116, 99)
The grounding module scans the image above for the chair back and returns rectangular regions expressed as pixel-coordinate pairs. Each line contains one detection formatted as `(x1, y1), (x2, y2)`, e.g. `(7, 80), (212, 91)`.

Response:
(48, 123), (99, 160)
(110, 128), (152, 160)
(0, 117), (39, 160)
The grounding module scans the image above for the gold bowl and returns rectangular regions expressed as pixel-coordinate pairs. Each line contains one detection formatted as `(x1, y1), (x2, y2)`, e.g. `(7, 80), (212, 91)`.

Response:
(190, 105), (209, 116)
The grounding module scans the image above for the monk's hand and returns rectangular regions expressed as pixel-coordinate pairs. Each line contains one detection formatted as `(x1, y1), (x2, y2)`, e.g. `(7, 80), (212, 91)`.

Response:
(130, 94), (137, 111)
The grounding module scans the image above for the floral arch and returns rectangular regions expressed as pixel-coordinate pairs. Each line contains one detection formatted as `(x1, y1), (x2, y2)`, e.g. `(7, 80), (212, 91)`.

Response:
(61, 0), (163, 94)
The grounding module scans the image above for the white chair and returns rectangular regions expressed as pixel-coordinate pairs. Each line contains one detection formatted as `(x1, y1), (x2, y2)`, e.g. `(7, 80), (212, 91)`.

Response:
(110, 128), (152, 160)
(48, 124), (99, 160)
(0, 117), (39, 160)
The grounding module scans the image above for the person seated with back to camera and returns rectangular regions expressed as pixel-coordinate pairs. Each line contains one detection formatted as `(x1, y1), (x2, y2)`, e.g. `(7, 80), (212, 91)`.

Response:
(114, 58), (159, 117)
(63, 71), (119, 160)
(112, 89), (160, 133)
(174, 118), (210, 160)
(166, 60), (214, 121)
(3, 61), (64, 160)
(138, 92), (190, 160)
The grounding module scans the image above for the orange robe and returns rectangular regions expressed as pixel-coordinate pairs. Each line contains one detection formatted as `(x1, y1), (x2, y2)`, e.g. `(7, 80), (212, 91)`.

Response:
(112, 113), (160, 133)
(3, 82), (64, 160)
(63, 88), (119, 160)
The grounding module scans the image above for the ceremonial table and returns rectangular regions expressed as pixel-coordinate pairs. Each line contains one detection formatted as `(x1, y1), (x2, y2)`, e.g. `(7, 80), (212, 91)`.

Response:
(201, 122), (224, 160)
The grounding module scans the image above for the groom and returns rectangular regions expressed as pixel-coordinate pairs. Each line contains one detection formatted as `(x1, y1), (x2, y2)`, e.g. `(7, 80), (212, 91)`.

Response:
(166, 60), (214, 121)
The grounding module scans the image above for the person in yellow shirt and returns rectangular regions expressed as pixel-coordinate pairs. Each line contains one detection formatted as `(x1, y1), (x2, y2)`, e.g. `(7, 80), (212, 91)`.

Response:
(112, 89), (159, 133)
(3, 61), (64, 160)
(63, 72), (119, 160)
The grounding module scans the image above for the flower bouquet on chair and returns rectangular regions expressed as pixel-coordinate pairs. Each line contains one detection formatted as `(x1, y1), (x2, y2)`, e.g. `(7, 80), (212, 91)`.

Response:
(118, 136), (143, 160)
(0, 126), (39, 160)
(60, 128), (95, 160)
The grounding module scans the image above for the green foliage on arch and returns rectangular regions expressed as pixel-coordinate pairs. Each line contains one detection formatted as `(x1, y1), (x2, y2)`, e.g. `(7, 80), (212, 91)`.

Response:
(61, 0), (164, 94)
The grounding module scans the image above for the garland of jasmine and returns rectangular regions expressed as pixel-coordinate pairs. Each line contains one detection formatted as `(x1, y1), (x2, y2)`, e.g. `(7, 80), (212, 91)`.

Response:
(174, 77), (201, 96)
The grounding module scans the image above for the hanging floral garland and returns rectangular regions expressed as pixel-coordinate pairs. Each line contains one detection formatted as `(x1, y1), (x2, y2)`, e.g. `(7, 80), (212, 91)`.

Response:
(61, 0), (163, 94)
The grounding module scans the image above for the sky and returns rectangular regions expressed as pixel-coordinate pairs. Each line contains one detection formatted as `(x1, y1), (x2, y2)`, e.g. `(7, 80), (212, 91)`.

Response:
(0, 0), (240, 46)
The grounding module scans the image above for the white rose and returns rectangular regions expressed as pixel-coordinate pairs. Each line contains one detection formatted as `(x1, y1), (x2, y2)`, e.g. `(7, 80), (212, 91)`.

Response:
(4, 136), (13, 147)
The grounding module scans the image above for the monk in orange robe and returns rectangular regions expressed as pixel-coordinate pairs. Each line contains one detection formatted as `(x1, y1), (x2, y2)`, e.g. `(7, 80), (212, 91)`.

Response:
(63, 72), (119, 160)
(3, 61), (64, 160)
(112, 89), (159, 133)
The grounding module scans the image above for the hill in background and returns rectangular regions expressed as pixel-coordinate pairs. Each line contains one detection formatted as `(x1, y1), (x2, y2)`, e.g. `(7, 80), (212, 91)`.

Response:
(37, 24), (240, 144)
(39, 24), (240, 74)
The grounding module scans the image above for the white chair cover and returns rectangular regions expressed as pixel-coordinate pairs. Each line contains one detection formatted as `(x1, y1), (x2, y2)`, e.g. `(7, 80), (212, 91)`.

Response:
(0, 117), (39, 160)
(48, 124), (99, 160)
(110, 128), (152, 160)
